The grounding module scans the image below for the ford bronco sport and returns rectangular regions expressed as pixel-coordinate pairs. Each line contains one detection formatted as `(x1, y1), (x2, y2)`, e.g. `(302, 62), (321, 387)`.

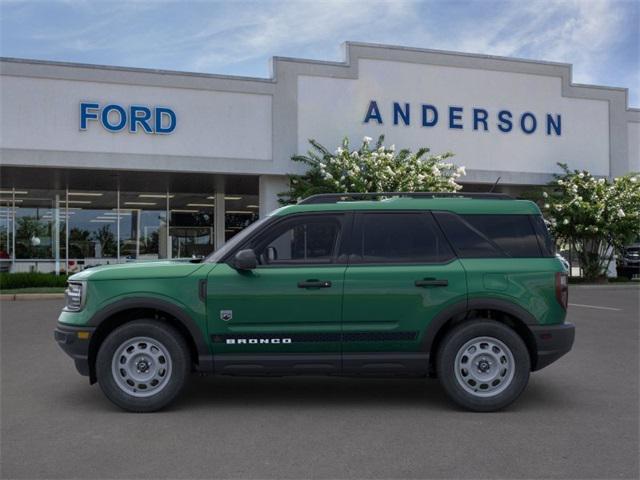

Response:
(55, 192), (575, 412)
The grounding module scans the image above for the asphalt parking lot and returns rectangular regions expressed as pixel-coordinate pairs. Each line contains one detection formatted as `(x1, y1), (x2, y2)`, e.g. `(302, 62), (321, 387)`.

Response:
(1, 285), (638, 479)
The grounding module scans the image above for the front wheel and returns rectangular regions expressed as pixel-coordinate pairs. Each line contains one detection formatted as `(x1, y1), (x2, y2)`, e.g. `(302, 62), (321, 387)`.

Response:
(96, 320), (190, 412)
(437, 320), (530, 412)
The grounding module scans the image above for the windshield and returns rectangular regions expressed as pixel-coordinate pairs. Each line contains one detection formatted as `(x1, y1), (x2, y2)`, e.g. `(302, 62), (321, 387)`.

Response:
(205, 216), (271, 263)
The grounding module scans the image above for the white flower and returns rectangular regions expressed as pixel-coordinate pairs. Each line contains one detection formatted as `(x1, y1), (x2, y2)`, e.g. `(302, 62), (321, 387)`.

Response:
(544, 203), (550, 209)
(389, 144), (395, 151)
(631, 176), (638, 183)
(618, 209), (626, 217)
(456, 166), (467, 176)
(557, 179), (564, 185)
(542, 191), (548, 198)
(335, 147), (343, 155)
(563, 219), (569, 225)
(363, 136), (372, 144)
(578, 172), (584, 178)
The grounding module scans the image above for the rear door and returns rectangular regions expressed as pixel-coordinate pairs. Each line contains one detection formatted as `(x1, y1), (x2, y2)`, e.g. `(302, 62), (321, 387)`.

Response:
(341, 211), (467, 373)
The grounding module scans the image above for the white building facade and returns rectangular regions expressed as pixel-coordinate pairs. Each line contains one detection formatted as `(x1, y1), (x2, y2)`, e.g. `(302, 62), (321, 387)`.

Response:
(1, 42), (638, 272)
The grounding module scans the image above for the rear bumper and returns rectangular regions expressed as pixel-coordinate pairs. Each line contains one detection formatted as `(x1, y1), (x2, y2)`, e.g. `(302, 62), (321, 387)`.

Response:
(530, 322), (575, 371)
(54, 324), (95, 377)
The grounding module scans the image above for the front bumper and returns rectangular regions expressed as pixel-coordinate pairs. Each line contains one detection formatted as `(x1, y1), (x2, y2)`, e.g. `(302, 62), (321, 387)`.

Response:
(54, 324), (95, 377)
(530, 322), (575, 371)
(617, 262), (640, 277)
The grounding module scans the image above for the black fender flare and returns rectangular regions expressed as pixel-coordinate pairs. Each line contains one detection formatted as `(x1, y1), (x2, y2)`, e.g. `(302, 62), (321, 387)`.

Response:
(422, 297), (537, 353)
(87, 297), (212, 373)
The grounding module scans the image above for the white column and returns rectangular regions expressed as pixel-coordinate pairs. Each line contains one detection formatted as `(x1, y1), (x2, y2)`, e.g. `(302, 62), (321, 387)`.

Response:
(259, 175), (289, 218)
(54, 193), (60, 275)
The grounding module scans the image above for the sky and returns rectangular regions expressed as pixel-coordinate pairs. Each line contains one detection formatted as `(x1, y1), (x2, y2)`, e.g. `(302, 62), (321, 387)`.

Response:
(1, 0), (638, 106)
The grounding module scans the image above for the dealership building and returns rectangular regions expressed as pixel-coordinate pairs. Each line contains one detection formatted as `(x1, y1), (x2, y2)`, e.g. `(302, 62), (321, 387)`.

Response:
(0, 42), (638, 273)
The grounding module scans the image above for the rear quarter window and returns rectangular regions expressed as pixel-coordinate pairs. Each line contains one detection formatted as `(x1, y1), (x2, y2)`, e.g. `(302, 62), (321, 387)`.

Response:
(462, 214), (542, 257)
(530, 214), (556, 257)
(434, 212), (544, 258)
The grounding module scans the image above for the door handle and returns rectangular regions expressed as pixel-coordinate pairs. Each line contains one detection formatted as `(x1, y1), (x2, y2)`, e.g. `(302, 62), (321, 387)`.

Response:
(415, 278), (448, 287)
(298, 280), (332, 289)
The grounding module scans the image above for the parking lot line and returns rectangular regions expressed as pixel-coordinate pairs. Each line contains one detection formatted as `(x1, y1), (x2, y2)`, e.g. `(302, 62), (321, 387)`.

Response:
(568, 303), (622, 311)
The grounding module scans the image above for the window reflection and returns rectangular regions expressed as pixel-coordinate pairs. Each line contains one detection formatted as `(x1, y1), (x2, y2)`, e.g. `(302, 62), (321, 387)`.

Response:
(169, 193), (215, 258)
(0, 196), (14, 272)
(67, 191), (117, 269)
(1, 186), (258, 272)
(120, 193), (168, 261)
(225, 194), (259, 241)
(14, 189), (65, 261)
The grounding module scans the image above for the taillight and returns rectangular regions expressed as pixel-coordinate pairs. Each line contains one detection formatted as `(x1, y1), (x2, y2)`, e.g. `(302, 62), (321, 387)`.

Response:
(555, 272), (568, 309)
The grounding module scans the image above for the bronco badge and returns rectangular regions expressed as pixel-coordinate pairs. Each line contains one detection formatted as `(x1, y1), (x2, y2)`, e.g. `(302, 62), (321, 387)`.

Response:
(220, 310), (233, 321)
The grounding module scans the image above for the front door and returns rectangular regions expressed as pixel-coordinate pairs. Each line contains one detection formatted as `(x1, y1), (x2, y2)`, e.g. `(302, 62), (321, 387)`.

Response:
(341, 212), (467, 374)
(207, 213), (350, 374)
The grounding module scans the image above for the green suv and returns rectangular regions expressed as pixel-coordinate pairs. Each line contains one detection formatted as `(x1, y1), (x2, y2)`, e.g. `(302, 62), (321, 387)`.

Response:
(54, 192), (575, 412)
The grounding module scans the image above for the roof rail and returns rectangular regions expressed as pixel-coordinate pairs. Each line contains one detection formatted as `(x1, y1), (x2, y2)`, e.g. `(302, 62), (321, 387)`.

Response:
(297, 191), (513, 205)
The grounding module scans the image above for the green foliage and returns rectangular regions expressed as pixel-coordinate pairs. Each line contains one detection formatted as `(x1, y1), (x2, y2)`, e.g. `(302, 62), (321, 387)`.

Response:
(15, 216), (51, 259)
(93, 225), (117, 257)
(279, 135), (465, 204)
(541, 163), (640, 280)
(0, 272), (69, 290)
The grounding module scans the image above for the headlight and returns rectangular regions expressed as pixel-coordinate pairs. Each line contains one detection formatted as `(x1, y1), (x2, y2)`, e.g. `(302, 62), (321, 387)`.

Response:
(64, 282), (86, 312)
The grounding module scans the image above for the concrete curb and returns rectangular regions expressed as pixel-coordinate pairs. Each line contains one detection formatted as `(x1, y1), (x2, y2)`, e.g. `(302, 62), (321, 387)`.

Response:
(570, 283), (640, 289)
(0, 293), (65, 301)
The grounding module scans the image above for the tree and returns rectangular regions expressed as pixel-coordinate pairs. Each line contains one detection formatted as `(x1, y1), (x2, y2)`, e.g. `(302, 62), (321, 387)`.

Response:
(541, 163), (640, 280)
(92, 225), (117, 257)
(15, 216), (49, 259)
(280, 135), (465, 203)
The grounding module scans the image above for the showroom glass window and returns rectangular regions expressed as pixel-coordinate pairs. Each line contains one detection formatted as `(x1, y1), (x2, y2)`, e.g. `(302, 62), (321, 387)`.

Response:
(225, 194), (259, 241)
(67, 191), (117, 269)
(170, 193), (215, 259)
(1, 187), (257, 272)
(119, 192), (169, 260)
(13, 189), (66, 263)
(0, 191), (16, 271)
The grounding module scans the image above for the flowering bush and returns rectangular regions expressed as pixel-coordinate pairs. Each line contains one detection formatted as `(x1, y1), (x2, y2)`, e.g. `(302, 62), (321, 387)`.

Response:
(542, 163), (640, 280)
(280, 135), (465, 203)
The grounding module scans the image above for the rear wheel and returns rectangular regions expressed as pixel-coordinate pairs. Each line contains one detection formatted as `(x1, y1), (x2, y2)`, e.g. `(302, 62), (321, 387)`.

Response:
(437, 320), (530, 412)
(96, 320), (190, 412)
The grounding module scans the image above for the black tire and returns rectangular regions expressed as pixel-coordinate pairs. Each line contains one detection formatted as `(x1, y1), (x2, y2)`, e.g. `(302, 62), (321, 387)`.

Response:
(436, 320), (530, 412)
(96, 320), (190, 412)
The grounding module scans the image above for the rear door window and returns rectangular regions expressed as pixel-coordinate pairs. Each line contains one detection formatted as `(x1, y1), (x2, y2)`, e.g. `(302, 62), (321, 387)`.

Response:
(353, 212), (454, 264)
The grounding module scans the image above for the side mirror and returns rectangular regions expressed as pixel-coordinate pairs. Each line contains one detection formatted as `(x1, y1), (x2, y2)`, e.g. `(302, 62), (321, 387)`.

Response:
(233, 249), (257, 271)
(266, 246), (278, 263)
